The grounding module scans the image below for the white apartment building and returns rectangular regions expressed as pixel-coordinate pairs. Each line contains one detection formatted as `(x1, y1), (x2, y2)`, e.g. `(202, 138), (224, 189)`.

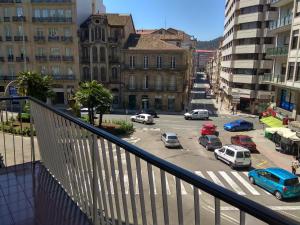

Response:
(262, 0), (300, 120)
(221, 0), (278, 113)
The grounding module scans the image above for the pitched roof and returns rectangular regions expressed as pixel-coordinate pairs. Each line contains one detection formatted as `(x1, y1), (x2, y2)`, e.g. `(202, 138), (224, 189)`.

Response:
(106, 13), (132, 26)
(124, 34), (182, 50)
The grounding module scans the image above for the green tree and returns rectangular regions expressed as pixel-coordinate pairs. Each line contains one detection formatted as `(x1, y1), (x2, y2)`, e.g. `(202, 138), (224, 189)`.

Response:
(17, 71), (53, 101)
(75, 81), (112, 126)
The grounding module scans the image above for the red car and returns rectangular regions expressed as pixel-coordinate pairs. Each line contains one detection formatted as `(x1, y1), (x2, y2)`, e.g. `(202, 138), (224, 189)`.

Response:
(200, 123), (219, 136)
(231, 135), (257, 152)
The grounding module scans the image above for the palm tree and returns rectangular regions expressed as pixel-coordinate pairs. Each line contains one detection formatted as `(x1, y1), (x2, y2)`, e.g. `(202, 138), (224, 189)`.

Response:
(75, 81), (112, 126)
(17, 71), (53, 101)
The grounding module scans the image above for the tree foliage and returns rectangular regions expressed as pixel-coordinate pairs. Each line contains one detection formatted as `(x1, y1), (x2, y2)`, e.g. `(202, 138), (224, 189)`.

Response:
(75, 81), (112, 126)
(16, 71), (53, 101)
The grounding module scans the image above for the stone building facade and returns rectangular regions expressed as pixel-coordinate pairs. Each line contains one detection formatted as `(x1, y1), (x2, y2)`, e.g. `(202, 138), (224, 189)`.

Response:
(122, 34), (190, 112)
(0, 0), (80, 104)
(79, 13), (135, 109)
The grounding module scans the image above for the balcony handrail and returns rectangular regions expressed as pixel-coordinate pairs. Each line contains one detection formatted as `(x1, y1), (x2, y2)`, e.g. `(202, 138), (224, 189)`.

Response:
(0, 96), (298, 225)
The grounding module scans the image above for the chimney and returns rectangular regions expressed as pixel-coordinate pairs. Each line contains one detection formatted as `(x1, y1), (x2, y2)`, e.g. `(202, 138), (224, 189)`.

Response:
(92, 0), (96, 14)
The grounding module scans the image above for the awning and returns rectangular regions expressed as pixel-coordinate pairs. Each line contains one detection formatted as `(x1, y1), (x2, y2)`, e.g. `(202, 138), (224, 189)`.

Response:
(265, 127), (289, 134)
(266, 127), (300, 141)
(260, 116), (283, 128)
(193, 83), (210, 89)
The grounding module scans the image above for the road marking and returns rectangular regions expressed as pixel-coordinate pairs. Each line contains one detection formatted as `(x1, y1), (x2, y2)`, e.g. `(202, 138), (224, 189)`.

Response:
(194, 171), (205, 195)
(256, 160), (268, 168)
(207, 171), (225, 188)
(219, 171), (246, 195)
(231, 172), (260, 195)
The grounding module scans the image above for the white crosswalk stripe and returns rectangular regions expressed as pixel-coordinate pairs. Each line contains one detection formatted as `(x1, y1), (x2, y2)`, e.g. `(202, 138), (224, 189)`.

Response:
(97, 170), (275, 196)
(207, 171), (225, 188)
(218, 171), (246, 195)
(231, 172), (260, 195)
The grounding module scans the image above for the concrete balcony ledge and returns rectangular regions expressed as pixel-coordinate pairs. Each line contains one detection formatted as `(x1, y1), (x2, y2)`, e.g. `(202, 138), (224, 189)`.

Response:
(266, 46), (288, 57)
(270, 0), (293, 7)
(14, 36), (28, 41)
(12, 16), (26, 22)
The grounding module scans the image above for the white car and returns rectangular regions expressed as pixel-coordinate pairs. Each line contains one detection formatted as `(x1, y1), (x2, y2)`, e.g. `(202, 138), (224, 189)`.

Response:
(161, 132), (181, 148)
(184, 109), (209, 120)
(130, 113), (153, 124)
(80, 107), (97, 117)
(214, 145), (251, 169)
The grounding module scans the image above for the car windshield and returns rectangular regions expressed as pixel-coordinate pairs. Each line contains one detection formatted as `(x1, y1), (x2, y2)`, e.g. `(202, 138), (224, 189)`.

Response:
(241, 137), (252, 142)
(168, 136), (178, 140)
(244, 152), (251, 158)
(284, 178), (299, 186)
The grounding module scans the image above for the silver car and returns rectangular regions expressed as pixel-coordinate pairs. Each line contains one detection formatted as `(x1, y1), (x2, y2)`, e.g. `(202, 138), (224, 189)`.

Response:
(161, 132), (181, 148)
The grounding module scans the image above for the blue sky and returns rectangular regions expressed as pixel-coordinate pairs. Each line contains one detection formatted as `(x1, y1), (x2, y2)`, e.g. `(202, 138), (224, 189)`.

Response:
(104, 0), (225, 41)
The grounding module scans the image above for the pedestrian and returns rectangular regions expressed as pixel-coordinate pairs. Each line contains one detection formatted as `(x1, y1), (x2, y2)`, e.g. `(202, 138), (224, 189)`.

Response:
(231, 105), (235, 115)
(291, 156), (299, 175)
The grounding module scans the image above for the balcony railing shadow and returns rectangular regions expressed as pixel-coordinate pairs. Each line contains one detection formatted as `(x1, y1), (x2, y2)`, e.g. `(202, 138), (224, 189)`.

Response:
(0, 96), (299, 225)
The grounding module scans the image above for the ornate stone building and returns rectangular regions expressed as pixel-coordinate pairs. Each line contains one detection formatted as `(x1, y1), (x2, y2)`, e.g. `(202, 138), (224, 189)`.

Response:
(79, 13), (135, 108)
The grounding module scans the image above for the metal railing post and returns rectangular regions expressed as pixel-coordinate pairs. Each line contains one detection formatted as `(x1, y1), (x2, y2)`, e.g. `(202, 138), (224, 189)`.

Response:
(29, 100), (35, 163)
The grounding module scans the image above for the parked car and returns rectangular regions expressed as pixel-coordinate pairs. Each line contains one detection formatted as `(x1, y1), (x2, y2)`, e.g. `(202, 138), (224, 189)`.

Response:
(199, 135), (222, 150)
(224, 120), (253, 131)
(161, 132), (181, 148)
(231, 135), (257, 152)
(136, 109), (158, 118)
(200, 123), (219, 136)
(248, 168), (300, 200)
(80, 107), (97, 118)
(130, 114), (153, 124)
(214, 145), (251, 169)
(184, 109), (209, 120)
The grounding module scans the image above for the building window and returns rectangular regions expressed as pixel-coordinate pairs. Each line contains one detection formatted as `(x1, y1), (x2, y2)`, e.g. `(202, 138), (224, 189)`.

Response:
(112, 67), (118, 80)
(287, 62), (295, 80)
(83, 67), (90, 81)
(50, 48), (60, 56)
(67, 67), (73, 75)
(171, 56), (176, 69)
(4, 8), (10, 17)
(154, 97), (162, 110)
(144, 75), (149, 89)
(40, 66), (46, 75)
(130, 56), (135, 68)
(48, 28), (58, 37)
(291, 30), (299, 49)
(65, 9), (72, 18)
(168, 97), (175, 111)
(169, 75), (176, 91)
(36, 28), (44, 36)
(51, 66), (60, 75)
(129, 75), (135, 89)
(93, 67), (98, 80)
(156, 75), (162, 90)
(64, 28), (71, 37)
(113, 95), (119, 105)
(17, 26), (24, 36)
(144, 56), (148, 69)
(95, 26), (101, 40)
(7, 46), (13, 56)
(8, 65), (14, 77)
(83, 47), (89, 58)
(4, 25), (11, 37)
(34, 9), (40, 18)
(36, 47), (44, 56)
(101, 28), (105, 41)
(296, 63), (300, 81)
(100, 67), (106, 81)
(92, 47), (98, 62)
(65, 48), (72, 56)
(100, 47), (106, 62)
(16, 7), (23, 17)
(42, 9), (48, 18)
(157, 56), (162, 68)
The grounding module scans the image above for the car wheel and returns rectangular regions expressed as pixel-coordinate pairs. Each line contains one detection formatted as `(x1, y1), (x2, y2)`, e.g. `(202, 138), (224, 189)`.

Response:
(214, 153), (218, 160)
(249, 176), (255, 185)
(131, 118), (135, 122)
(143, 121), (146, 124)
(275, 191), (283, 200)
(205, 145), (209, 151)
(230, 163), (235, 169)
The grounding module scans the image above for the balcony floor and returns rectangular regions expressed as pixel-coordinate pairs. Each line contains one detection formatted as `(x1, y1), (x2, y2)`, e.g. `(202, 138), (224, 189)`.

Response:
(0, 162), (92, 225)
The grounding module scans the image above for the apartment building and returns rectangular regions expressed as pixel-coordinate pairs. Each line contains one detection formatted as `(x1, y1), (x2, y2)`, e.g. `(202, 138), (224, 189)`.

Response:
(261, 0), (300, 120)
(221, 0), (278, 113)
(206, 42), (222, 93)
(122, 33), (191, 112)
(0, 0), (80, 104)
(79, 13), (135, 109)
(194, 49), (215, 72)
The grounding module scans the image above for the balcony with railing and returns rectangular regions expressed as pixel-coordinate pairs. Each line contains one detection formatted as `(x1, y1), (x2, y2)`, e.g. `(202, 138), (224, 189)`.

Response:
(0, 56), (5, 62)
(266, 46), (288, 57)
(62, 56), (74, 62)
(0, 36), (2, 41)
(0, 96), (299, 225)
(16, 56), (29, 62)
(269, 14), (292, 31)
(270, 0), (293, 7)
(61, 36), (73, 42)
(52, 74), (76, 80)
(31, 0), (72, 3)
(0, 0), (14, 2)
(32, 17), (72, 23)
(7, 55), (14, 62)
(123, 64), (187, 71)
(34, 36), (46, 42)
(49, 55), (61, 61)
(35, 55), (48, 62)
(3, 17), (10, 22)
(12, 16), (26, 22)
(260, 73), (286, 85)
(0, 75), (17, 80)
(5, 36), (12, 41)
(48, 36), (60, 42)
(14, 36), (28, 41)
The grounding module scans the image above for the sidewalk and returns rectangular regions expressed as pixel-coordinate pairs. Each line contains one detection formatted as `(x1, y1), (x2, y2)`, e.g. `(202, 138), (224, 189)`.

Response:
(249, 129), (294, 172)
(212, 98), (258, 118)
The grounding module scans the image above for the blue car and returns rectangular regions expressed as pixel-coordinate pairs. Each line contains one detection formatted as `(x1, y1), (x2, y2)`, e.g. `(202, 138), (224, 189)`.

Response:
(248, 168), (300, 200)
(224, 119), (253, 131)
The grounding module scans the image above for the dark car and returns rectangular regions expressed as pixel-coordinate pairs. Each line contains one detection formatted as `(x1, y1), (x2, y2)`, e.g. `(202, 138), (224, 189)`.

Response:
(231, 135), (257, 152)
(137, 109), (158, 118)
(224, 119), (253, 131)
(199, 135), (222, 150)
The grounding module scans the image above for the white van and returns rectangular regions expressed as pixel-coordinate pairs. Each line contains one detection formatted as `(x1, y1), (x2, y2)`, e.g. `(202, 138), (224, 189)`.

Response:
(184, 109), (209, 120)
(130, 113), (154, 124)
(214, 145), (251, 169)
